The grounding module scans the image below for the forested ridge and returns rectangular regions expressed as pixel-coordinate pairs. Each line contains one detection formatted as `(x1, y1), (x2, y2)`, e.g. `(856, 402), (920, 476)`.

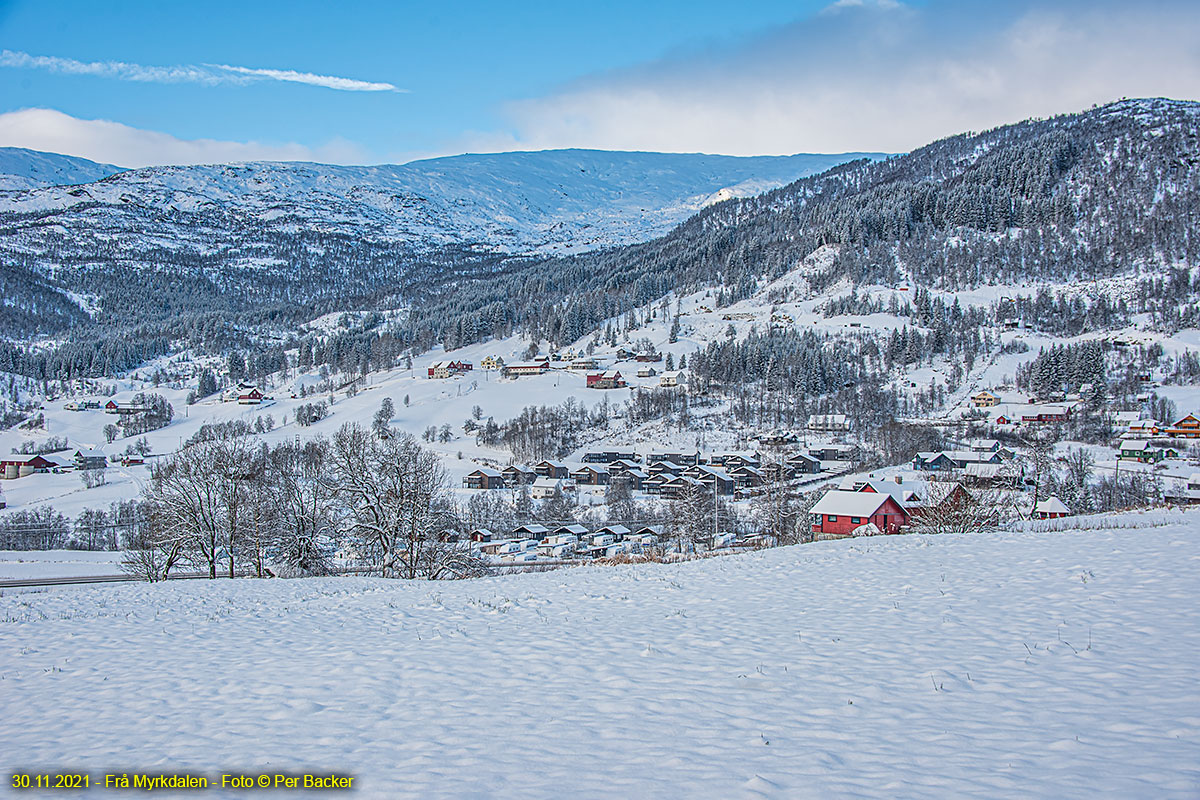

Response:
(0, 98), (1196, 380)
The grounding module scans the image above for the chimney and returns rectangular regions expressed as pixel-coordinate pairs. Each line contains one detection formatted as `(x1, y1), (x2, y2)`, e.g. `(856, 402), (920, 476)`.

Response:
(894, 475), (902, 484)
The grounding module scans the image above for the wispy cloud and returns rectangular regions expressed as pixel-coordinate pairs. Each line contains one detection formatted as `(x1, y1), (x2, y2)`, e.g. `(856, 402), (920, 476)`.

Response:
(0, 49), (403, 93)
(0, 108), (368, 167)
(463, 0), (1200, 156)
(206, 64), (399, 93)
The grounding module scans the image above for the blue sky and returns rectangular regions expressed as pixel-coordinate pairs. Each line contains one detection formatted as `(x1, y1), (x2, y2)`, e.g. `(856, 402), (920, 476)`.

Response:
(0, 0), (1196, 167)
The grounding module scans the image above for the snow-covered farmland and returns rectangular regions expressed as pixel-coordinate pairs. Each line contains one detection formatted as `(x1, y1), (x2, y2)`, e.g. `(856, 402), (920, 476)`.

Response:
(3, 512), (1198, 798)
(0, 550), (123, 579)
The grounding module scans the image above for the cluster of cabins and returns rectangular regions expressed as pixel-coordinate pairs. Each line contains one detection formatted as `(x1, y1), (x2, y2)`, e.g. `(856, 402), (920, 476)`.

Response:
(498, 358), (687, 389)
(970, 390), (1077, 427)
(0, 448), (124, 480)
(1116, 412), (1200, 441)
(972, 392), (1200, 443)
(911, 439), (1020, 487)
(469, 523), (663, 562)
(431, 353), (685, 389)
(1110, 412), (1200, 463)
(465, 445), (854, 499)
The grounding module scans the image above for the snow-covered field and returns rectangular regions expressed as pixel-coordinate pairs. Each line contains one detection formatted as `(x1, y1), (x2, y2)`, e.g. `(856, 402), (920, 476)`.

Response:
(3, 511), (1198, 799)
(0, 550), (123, 579)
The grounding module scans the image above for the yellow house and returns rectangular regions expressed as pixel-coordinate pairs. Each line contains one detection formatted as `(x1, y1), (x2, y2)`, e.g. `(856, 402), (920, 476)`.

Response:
(971, 391), (999, 408)
(481, 355), (505, 370)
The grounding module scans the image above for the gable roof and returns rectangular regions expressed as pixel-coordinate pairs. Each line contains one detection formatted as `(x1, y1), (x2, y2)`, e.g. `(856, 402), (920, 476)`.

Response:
(467, 466), (503, 478)
(859, 477), (950, 509)
(964, 463), (1002, 478)
(809, 490), (900, 517)
(1034, 496), (1070, 514)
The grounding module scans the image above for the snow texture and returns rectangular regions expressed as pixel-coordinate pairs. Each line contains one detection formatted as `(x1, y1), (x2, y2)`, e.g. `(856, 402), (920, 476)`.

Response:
(2, 512), (1198, 799)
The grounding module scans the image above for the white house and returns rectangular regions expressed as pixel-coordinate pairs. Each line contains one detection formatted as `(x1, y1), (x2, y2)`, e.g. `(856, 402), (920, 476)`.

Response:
(807, 413), (850, 432)
(659, 371), (686, 387)
(531, 477), (574, 499)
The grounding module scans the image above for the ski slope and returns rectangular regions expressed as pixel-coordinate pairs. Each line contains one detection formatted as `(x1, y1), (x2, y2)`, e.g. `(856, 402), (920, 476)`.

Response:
(2, 511), (1198, 798)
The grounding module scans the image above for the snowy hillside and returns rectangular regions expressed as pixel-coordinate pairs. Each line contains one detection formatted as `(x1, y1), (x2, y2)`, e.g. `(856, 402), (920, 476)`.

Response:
(0, 147), (123, 192)
(2, 513), (1198, 798)
(0, 148), (879, 255)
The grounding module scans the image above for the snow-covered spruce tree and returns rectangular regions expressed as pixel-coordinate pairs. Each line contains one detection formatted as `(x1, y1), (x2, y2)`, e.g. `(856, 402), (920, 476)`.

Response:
(372, 397), (395, 438)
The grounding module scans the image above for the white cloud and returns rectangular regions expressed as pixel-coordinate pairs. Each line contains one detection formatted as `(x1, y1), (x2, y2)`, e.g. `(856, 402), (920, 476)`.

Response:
(476, 0), (1200, 155)
(0, 108), (367, 167)
(0, 49), (402, 93)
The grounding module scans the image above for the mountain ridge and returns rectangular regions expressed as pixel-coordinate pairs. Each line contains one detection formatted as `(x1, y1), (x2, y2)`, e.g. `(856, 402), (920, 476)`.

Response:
(0, 148), (883, 254)
(0, 147), (124, 192)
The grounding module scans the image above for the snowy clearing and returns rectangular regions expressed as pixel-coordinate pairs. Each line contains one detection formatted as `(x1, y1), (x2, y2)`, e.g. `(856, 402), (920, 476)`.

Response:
(3, 511), (1199, 798)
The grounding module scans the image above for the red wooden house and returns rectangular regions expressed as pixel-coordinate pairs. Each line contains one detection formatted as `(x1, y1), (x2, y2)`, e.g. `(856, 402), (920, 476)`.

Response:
(586, 370), (626, 389)
(809, 490), (909, 537)
(428, 360), (473, 379)
(0, 454), (56, 479)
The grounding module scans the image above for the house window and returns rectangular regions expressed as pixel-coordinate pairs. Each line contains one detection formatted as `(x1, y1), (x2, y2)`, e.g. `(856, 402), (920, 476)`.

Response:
(828, 515), (837, 522)
(851, 517), (861, 524)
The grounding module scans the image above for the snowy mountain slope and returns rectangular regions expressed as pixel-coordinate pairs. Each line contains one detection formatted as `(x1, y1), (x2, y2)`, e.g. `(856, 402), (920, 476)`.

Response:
(409, 98), (1200, 353)
(0, 147), (123, 192)
(2, 513), (1198, 798)
(0, 148), (880, 255)
(0, 148), (880, 335)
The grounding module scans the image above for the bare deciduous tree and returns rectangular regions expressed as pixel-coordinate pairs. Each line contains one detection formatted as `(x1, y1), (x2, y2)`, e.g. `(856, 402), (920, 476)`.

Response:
(326, 423), (473, 579)
(906, 486), (1009, 536)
